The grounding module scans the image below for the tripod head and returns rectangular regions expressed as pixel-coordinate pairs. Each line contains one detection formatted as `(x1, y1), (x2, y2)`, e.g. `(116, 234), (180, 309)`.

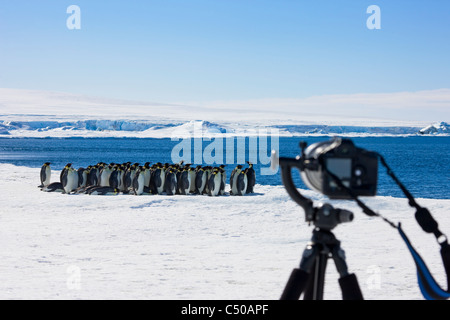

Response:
(270, 139), (357, 230)
(312, 203), (354, 231)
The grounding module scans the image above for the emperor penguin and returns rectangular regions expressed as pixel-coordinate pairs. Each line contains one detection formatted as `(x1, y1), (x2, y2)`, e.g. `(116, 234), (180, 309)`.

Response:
(207, 168), (222, 197)
(87, 186), (119, 196)
(62, 167), (79, 194)
(195, 166), (207, 194)
(236, 169), (248, 196)
(203, 166), (212, 195)
(230, 165), (243, 195)
(109, 166), (120, 189)
(122, 165), (130, 192)
(154, 163), (166, 195)
(99, 164), (113, 187)
(39, 162), (52, 188)
(129, 164), (139, 190)
(60, 163), (72, 184)
(77, 167), (87, 188)
(176, 167), (183, 194)
(245, 161), (256, 194)
(143, 162), (151, 189)
(95, 163), (104, 183)
(87, 165), (99, 187)
(123, 163), (138, 193)
(117, 166), (125, 192)
(164, 169), (177, 195)
(84, 166), (92, 186)
(178, 168), (191, 195)
(188, 166), (197, 193)
(41, 182), (64, 193)
(132, 169), (145, 195)
(149, 164), (157, 194)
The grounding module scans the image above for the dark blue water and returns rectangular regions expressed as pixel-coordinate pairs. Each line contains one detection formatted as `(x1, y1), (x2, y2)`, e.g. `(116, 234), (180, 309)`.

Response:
(0, 136), (448, 199)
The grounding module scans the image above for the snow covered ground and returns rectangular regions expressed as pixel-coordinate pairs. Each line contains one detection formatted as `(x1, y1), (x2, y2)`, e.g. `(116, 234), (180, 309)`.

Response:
(0, 163), (449, 300)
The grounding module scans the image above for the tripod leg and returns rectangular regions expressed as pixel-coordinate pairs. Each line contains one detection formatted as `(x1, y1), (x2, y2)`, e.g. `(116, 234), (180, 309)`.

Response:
(339, 274), (364, 300)
(280, 268), (310, 300)
(280, 241), (319, 300)
(331, 244), (364, 300)
(303, 253), (328, 300)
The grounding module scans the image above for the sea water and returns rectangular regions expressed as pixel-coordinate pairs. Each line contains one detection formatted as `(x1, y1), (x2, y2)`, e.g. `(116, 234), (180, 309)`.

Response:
(0, 136), (448, 199)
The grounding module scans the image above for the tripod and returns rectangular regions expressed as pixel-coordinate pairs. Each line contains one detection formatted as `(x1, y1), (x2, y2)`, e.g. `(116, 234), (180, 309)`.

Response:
(280, 227), (363, 300)
(274, 152), (365, 300)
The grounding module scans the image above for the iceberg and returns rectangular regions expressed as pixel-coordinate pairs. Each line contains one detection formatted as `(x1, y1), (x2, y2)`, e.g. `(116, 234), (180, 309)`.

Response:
(419, 122), (450, 135)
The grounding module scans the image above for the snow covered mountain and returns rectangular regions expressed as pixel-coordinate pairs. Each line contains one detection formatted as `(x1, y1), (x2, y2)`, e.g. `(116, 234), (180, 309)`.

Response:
(0, 119), (433, 137)
(0, 88), (448, 137)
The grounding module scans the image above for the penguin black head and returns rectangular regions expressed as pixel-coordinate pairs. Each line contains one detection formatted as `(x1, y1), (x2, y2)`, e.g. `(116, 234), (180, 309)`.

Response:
(44, 162), (51, 166)
(236, 165), (243, 169)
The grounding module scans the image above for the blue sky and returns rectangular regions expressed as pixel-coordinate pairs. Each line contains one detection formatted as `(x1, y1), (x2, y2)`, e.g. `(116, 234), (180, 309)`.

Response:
(1, 1), (450, 104)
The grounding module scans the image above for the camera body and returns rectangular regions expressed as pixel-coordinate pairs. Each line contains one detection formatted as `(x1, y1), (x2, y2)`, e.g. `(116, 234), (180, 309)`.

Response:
(300, 138), (378, 199)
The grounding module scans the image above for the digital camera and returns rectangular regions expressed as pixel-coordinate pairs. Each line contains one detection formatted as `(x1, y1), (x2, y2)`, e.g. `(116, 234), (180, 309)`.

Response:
(300, 138), (378, 199)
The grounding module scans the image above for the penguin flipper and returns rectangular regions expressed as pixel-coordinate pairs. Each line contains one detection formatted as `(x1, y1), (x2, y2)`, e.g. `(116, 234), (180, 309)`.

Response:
(40, 168), (46, 186)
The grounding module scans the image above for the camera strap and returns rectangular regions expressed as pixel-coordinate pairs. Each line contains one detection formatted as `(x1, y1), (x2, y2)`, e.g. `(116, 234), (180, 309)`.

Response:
(397, 223), (450, 300)
(324, 159), (450, 300)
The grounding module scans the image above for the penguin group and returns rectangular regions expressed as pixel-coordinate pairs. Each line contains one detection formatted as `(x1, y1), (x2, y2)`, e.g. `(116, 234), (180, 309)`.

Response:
(38, 161), (256, 196)
(229, 161), (255, 196)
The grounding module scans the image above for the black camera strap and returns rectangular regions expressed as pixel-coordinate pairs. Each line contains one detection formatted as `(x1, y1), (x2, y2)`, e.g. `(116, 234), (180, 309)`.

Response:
(324, 158), (450, 300)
